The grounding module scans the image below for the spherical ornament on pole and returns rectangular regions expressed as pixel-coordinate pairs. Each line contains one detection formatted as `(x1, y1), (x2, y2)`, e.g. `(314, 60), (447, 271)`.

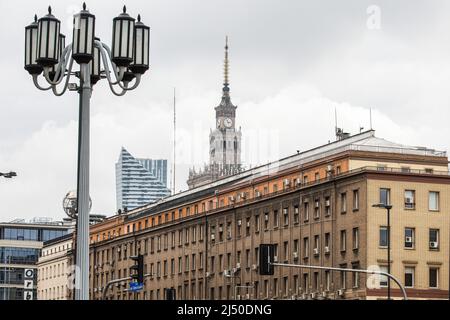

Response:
(63, 190), (92, 219)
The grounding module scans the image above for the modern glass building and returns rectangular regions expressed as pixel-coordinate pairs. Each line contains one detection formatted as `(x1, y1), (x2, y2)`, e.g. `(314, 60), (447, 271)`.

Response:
(115, 147), (171, 211)
(0, 218), (72, 300)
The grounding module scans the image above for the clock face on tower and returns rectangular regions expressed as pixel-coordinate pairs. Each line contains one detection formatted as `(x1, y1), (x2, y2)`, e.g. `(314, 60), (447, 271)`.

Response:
(224, 118), (233, 128)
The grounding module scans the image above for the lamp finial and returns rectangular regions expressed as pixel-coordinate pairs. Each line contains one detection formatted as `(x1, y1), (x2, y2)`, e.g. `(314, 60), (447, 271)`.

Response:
(34, 14), (37, 22)
(48, 6), (52, 15)
(83, 2), (86, 11)
(138, 14), (141, 22)
(123, 5), (126, 13)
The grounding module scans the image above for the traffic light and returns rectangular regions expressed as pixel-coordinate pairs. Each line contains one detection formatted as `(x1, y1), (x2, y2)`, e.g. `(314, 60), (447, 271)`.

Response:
(165, 288), (176, 300)
(130, 254), (144, 283)
(259, 244), (275, 275)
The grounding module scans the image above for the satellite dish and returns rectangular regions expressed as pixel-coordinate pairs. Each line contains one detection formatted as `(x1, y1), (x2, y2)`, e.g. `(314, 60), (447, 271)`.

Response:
(63, 190), (92, 219)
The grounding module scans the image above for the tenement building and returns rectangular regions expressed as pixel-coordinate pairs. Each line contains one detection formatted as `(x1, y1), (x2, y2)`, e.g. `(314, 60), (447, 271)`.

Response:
(36, 233), (73, 300)
(85, 130), (449, 300)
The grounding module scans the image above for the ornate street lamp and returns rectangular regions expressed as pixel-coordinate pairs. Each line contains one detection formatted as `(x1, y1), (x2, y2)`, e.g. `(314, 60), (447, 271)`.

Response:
(24, 3), (150, 300)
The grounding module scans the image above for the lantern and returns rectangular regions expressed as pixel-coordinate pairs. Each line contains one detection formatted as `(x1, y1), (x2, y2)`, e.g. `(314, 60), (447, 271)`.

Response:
(48, 33), (66, 81)
(36, 6), (61, 67)
(24, 15), (42, 75)
(90, 37), (101, 84)
(129, 14), (150, 75)
(72, 2), (96, 64)
(111, 6), (135, 67)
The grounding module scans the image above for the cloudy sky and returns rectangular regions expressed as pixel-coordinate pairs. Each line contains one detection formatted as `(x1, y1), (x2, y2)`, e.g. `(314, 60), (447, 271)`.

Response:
(1, 0), (449, 221)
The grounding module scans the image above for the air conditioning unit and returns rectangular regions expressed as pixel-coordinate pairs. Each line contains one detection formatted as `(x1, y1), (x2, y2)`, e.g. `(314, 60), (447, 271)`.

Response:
(245, 293), (250, 299)
(322, 291), (328, 298)
(115, 283), (120, 288)
(310, 292), (316, 299)
(246, 221), (251, 227)
(94, 288), (98, 293)
(255, 190), (261, 197)
(236, 295), (241, 300)
(251, 264), (258, 271)
(315, 201), (319, 208)
(219, 226), (223, 232)
(293, 252), (299, 259)
(405, 236), (413, 243)
(313, 248), (319, 256)
(229, 196), (235, 202)
(325, 200), (330, 206)
(337, 289), (344, 297)
(205, 272), (211, 278)
(301, 293), (308, 300)
(273, 255), (278, 262)
(223, 270), (230, 277)
(295, 178), (301, 186)
(236, 263), (241, 270)
(283, 179), (290, 188)
(237, 220), (242, 226)
(211, 234), (215, 241)
(264, 215), (269, 221)
(326, 165), (333, 172)
(405, 197), (413, 204)
(240, 192), (246, 199)
(430, 241), (439, 249)
(324, 246), (330, 254)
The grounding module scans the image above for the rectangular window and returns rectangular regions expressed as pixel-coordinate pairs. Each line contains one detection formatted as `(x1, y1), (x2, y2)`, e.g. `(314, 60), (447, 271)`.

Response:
(429, 191), (440, 211)
(429, 229), (439, 250)
(314, 200), (320, 219)
(404, 190), (416, 209)
(404, 228), (415, 249)
(379, 226), (388, 247)
(340, 193), (347, 213)
(429, 268), (439, 288)
(255, 215), (260, 233)
(352, 263), (360, 288)
(352, 228), (359, 250)
(273, 210), (279, 228)
(380, 188), (391, 206)
(353, 190), (359, 210)
(303, 237), (309, 258)
(304, 202), (309, 221)
(264, 212), (269, 230)
(379, 266), (388, 287)
(340, 230), (346, 252)
(404, 267), (415, 288)
(293, 206), (299, 224)
(283, 208), (289, 226)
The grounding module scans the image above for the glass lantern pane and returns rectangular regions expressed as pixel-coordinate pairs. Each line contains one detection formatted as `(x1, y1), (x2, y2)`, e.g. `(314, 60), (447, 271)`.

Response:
(79, 18), (87, 53)
(128, 22), (134, 59)
(86, 17), (94, 55)
(32, 28), (38, 63)
(144, 29), (149, 65)
(39, 21), (48, 58)
(135, 28), (143, 65)
(114, 21), (120, 58)
(121, 20), (129, 58)
(25, 29), (31, 65)
(48, 21), (56, 59)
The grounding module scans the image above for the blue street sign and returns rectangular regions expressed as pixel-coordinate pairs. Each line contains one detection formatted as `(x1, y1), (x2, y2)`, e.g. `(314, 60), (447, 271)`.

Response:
(129, 282), (143, 292)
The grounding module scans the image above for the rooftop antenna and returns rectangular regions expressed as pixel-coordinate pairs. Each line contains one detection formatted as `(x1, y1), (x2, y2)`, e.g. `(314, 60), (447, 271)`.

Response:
(172, 87), (176, 195)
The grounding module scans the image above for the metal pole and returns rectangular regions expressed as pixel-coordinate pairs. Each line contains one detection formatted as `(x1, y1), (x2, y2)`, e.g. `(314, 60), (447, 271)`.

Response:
(271, 262), (407, 300)
(75, 63), (91, 300)
(387, 207), (391, 300)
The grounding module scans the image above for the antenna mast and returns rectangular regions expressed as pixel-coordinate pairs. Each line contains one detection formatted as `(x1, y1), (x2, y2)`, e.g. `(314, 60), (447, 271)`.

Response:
(172, 87), (176, 195)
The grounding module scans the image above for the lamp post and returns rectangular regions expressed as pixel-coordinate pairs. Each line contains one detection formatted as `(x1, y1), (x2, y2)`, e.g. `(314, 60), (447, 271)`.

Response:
(372, 203), (392, 300)
(24, 3), (150, 300)
(0, 172), (17, 179)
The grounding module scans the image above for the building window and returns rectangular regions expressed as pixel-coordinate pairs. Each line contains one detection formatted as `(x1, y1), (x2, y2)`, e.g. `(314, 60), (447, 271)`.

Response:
(380, 188), (391, 206)
(340, 193), (347, 213)
(404, 190), (416, 209)
(255, 215), (260, 233)
(429, 229), (440, 250)
(325, 271), (330, 291)
(314, 199), (320, 219)
(429, 268), (439, 288)
(379, 266), (388, 287)
(303, 237), (309, 258)
(352, 228), (359, 250)
(283, 241), (289, 262)
(293, 239), (299, 258)
(324, 233), (330, 254)
(353, 190), (359, 210)
(283, 208), (289, 226)
(218, 224), (223, 242)
(340, 230), (346, 252)
(226, 221), (232, 239)
(273, 210), (279, 228)
(303, 273), (309, 293)
(404, 228), (415, 249)
(313, 235), (319, 256)
(429, 191), (440, 211)
(303, 202), (309, 221)
(293, 205), (299, 224)
(245, 217), (251, 236)
(404, 267), (415, 288)
(379, 226), (388, 247)
(352, 263), (360, 288)
(264, 212), (269, 230)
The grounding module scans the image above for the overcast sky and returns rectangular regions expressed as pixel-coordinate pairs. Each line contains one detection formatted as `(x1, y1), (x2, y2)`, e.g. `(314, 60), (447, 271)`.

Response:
(1, 0), (450, 221)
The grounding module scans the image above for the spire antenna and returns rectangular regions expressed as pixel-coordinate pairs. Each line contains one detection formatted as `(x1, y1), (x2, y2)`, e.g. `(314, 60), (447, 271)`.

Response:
(224, 36), (229, 87)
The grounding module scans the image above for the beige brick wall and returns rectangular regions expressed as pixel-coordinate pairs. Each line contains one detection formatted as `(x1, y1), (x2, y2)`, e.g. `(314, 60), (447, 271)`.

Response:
(366, 178), (449, 293)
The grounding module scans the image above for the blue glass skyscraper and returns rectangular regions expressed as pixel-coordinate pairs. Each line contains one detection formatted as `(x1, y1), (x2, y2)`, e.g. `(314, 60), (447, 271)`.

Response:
(115, 147), (171, 210)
